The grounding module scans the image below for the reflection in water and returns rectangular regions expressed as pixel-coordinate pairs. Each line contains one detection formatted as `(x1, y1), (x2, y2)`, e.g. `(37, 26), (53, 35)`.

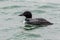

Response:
(24, 24), (48, 30)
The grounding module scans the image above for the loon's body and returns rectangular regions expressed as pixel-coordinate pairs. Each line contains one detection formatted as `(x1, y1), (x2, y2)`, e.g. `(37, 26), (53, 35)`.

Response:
(19, 11), (53, 25)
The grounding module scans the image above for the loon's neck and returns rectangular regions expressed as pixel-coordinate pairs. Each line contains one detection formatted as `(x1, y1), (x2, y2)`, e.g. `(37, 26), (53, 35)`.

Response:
(25, 18), (32, 21)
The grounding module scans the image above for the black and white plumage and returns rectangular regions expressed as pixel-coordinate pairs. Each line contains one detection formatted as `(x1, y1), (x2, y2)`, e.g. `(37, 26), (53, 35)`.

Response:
(19, 11), (53, 25)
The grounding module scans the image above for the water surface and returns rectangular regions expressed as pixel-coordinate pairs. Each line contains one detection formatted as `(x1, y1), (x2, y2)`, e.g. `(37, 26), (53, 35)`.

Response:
(0, 0), (60, 40)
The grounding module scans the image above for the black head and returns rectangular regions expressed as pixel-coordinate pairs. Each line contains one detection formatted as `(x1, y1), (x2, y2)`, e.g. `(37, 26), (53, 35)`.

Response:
(19, 11), (32, 18)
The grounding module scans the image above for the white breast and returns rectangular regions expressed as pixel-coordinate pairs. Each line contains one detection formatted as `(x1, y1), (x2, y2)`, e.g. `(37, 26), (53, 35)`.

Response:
(23, 21), (26, 24)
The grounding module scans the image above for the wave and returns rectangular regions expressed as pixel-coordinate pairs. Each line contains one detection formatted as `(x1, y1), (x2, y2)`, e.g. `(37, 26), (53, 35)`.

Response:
(1, 5), (26, 9)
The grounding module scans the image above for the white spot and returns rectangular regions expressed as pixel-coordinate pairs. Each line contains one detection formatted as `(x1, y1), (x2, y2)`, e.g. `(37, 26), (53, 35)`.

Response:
(23, 21), (26, 24)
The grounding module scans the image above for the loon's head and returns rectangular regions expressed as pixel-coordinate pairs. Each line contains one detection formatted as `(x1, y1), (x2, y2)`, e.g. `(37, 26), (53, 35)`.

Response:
(19, 11), (32, 18)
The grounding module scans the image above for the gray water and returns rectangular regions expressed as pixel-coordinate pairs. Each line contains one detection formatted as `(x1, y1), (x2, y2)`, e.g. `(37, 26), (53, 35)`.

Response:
(0, 0), (60, 40)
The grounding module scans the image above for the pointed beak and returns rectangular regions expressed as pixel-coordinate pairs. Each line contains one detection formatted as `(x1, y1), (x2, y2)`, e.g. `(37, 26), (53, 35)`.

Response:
(19, 14), (23, 16)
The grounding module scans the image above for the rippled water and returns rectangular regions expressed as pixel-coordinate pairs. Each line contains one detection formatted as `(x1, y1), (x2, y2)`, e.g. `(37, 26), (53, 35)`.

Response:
(0, 0), (60, 40)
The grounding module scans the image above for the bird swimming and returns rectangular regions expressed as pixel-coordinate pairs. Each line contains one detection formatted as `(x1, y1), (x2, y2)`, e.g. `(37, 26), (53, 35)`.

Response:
(19, 11), (53, 25)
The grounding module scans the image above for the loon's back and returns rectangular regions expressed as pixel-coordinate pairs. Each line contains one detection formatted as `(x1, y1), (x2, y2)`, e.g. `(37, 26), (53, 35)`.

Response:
(25, 18), (53, 25)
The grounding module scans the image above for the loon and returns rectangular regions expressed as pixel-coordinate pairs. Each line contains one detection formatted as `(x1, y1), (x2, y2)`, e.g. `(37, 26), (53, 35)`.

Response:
(19, 11), (53, 25)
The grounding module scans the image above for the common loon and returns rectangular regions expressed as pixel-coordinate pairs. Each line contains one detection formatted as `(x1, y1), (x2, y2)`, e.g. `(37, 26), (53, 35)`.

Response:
(19, 11), (53, 25)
